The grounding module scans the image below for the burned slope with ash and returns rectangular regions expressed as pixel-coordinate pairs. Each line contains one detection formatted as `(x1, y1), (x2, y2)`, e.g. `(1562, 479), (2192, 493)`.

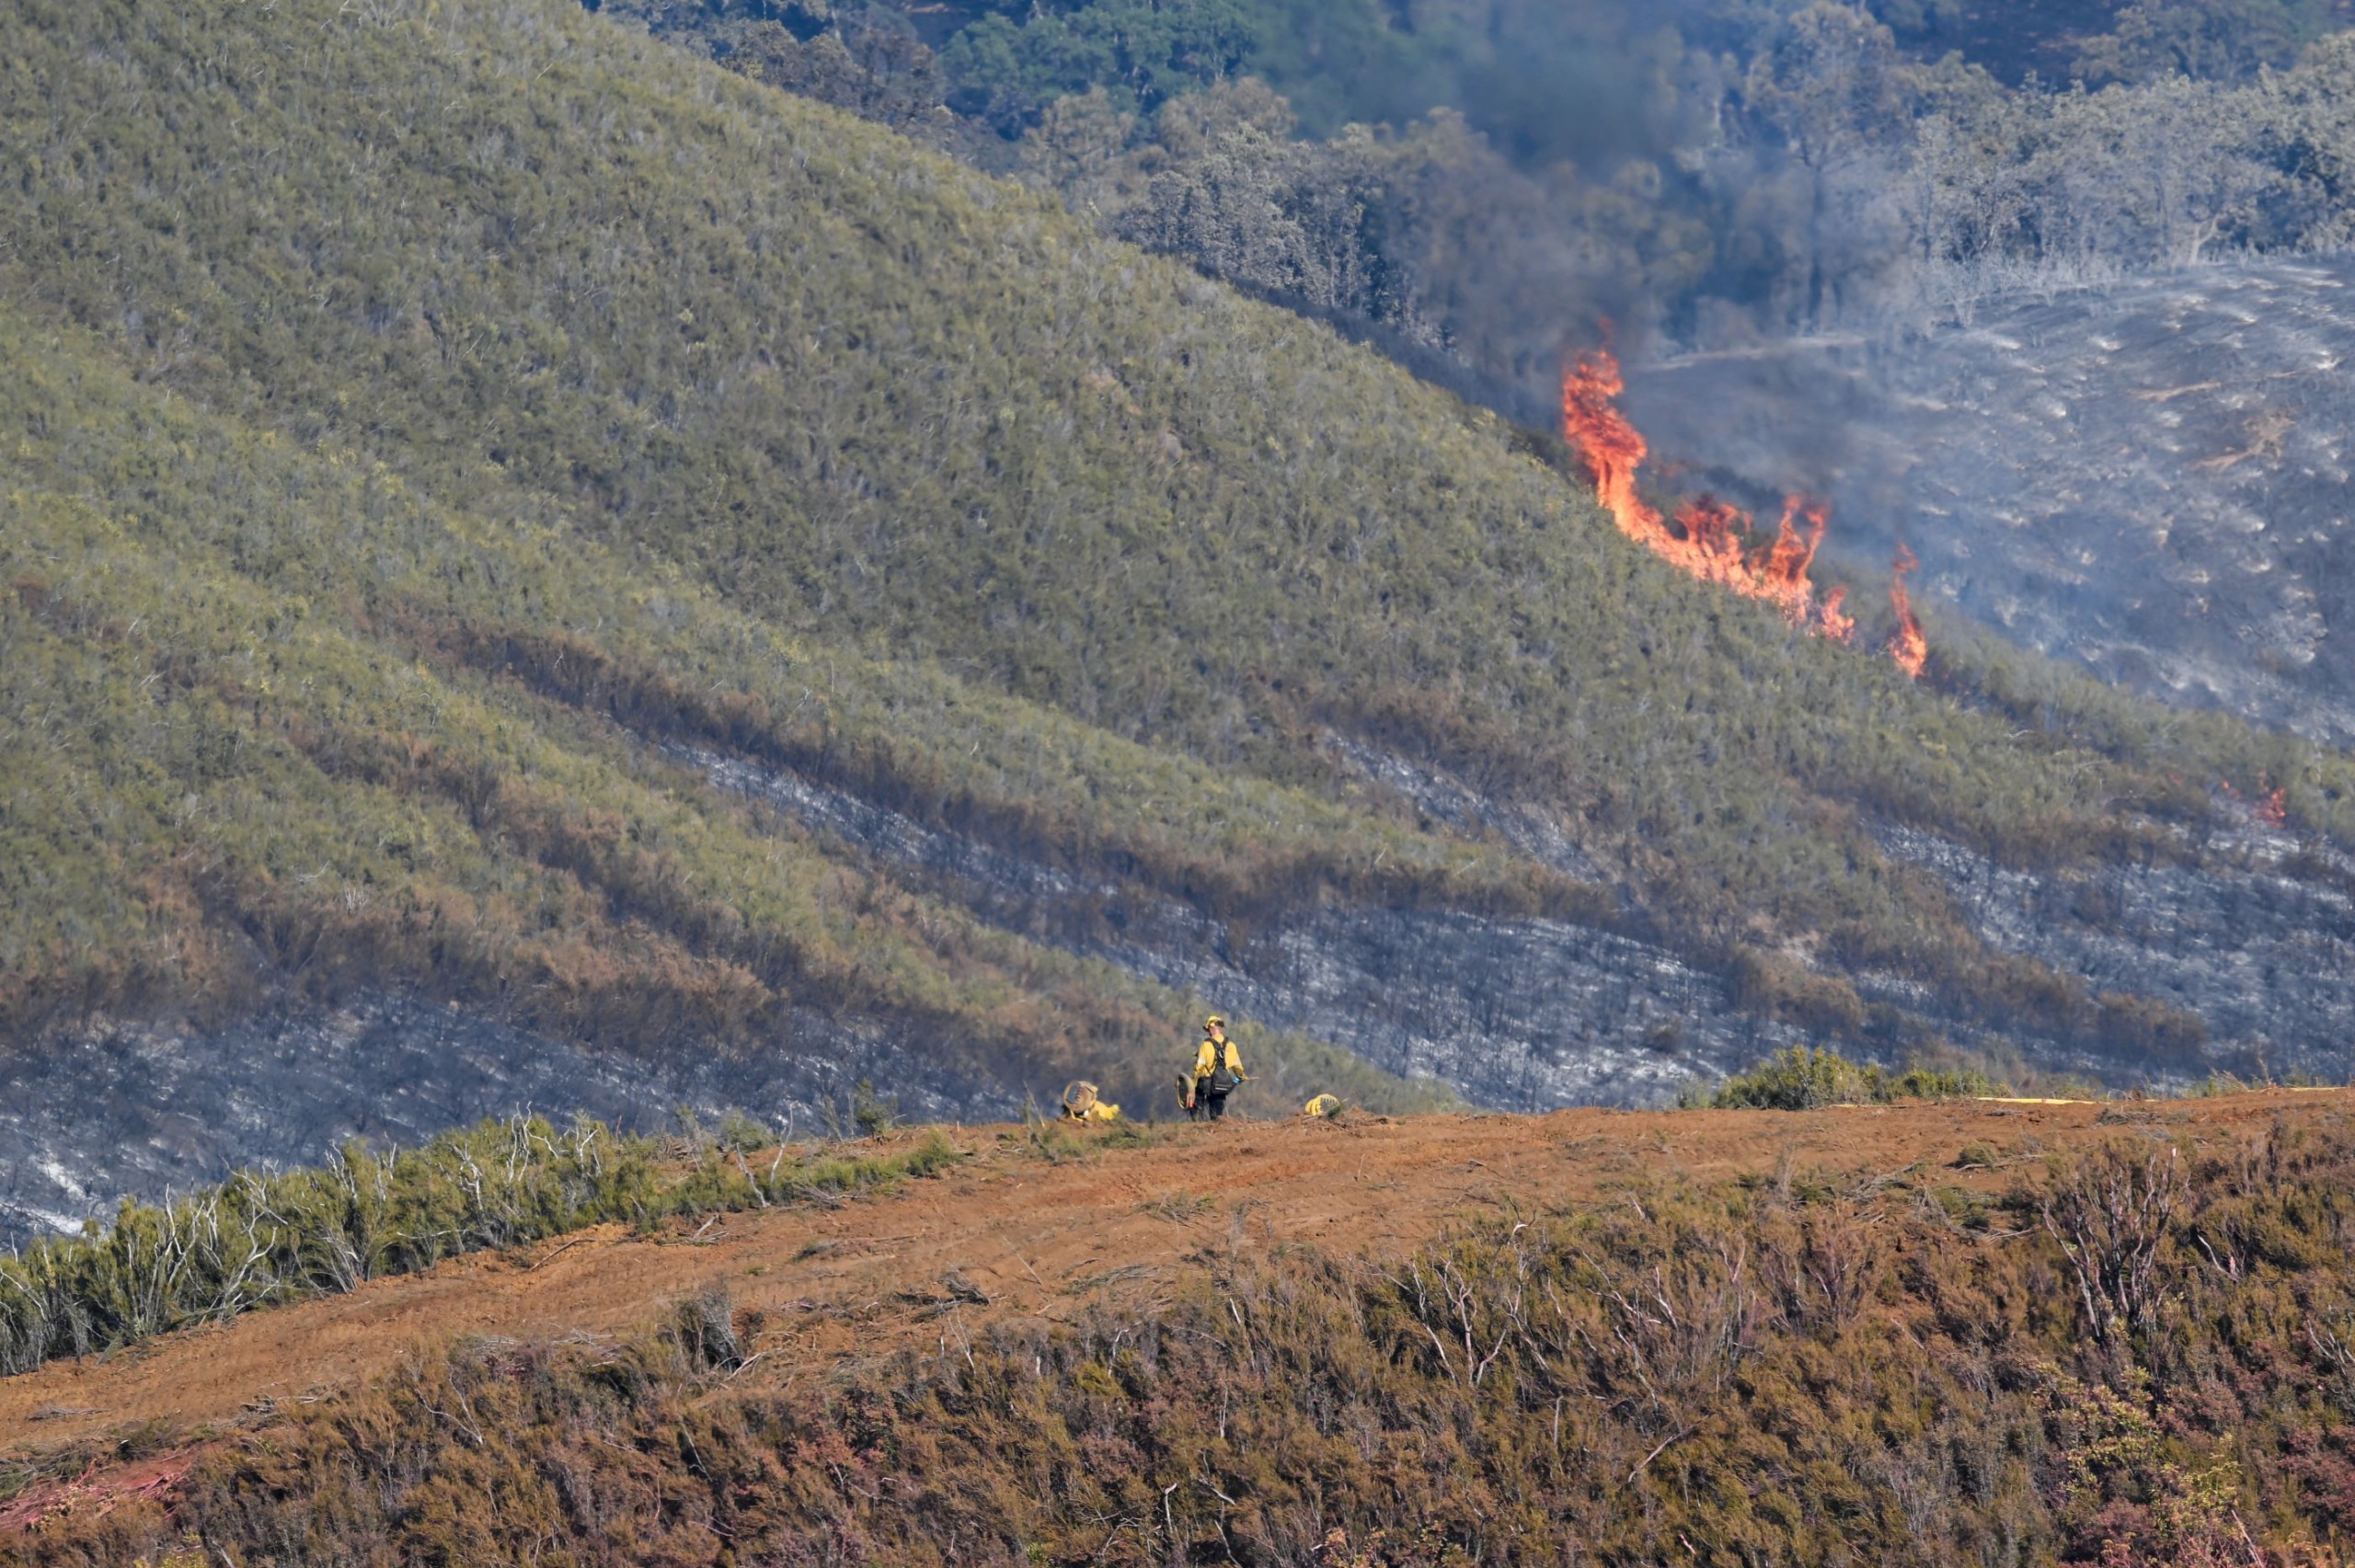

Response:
(1629, 258), (2355, 749)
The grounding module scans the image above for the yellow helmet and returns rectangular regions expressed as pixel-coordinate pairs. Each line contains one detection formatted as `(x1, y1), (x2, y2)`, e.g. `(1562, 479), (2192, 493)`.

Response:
(1204, 1013), (1225, 1030)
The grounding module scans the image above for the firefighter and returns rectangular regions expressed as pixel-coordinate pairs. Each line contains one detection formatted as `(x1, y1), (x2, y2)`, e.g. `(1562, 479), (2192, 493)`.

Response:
(1189, 1014), (1247, 1121)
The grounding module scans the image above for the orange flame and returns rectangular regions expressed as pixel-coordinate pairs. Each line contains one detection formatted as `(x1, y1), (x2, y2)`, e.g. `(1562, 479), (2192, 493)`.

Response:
(1889, 544), (1927, 680)
(2219, 777), (2290, 829)
(1562, 349), (1855, 641)
(2255, 774), (2288, 828)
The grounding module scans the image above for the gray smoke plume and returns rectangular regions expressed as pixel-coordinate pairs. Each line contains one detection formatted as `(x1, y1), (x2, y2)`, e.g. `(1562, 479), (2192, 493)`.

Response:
(614, 0), (2355, 730)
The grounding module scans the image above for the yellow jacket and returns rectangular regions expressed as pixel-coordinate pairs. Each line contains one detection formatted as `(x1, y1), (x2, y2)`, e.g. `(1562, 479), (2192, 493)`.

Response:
(1193, 1036), (1244, 1082)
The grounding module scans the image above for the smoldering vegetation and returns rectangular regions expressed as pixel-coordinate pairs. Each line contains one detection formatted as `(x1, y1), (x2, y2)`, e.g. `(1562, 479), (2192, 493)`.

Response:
(631, 1), (2355, 753)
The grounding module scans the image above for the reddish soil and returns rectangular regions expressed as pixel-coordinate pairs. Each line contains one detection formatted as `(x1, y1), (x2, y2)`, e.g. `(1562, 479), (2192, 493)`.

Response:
(3, 1093), (2346, 1470)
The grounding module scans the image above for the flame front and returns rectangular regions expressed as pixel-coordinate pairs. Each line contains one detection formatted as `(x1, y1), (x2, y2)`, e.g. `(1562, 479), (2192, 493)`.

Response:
(1889, 544), (1928, 680)
(1561, 350), (1855, 641)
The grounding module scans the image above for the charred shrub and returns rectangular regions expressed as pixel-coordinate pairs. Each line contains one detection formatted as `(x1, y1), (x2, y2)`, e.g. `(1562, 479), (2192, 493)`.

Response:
(672, 1281), (744, 1373)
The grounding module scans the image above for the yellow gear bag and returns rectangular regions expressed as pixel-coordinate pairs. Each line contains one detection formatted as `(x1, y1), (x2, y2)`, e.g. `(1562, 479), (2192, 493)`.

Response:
(1060, 1081), (1121, 1122)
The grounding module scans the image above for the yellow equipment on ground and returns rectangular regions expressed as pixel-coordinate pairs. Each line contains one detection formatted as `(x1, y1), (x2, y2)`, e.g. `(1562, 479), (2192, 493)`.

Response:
(1303, 1093), (1343, 1118)
(1060, 1081), (1122, 1122)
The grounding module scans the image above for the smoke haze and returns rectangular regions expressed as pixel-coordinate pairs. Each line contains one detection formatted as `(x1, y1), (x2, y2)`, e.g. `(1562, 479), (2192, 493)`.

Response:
(625, 0), (2355, 724)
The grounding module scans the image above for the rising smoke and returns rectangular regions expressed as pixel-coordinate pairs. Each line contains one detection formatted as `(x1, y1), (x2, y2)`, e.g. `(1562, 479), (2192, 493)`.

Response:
(629, 0), (2355, 704)
(630, 1), (2355, 397)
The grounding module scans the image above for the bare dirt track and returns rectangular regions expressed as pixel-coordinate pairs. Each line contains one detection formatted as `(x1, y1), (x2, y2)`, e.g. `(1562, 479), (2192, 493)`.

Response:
(3, 1091), (2348, 1467)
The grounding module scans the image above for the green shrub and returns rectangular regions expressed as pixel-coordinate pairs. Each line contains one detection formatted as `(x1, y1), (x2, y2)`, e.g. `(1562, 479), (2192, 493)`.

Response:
(718, 1111), (774, 1154)
(1709, 1046), (2003, 1109)
(0, 1119), (964, 1378)
(852, 1080), (900, 1139)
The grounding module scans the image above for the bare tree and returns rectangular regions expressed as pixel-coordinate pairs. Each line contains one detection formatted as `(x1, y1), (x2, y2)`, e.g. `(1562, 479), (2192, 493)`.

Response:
(2040, 1142), (2185, 1345)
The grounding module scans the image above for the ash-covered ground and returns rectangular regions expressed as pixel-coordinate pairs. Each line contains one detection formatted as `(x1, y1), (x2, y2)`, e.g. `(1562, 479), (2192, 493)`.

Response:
(0, 998), (1009, 1250)
(1627, 258), (2355, 747)
(682, 746), (1803, 1113)
(12, 722), (2355, 1243)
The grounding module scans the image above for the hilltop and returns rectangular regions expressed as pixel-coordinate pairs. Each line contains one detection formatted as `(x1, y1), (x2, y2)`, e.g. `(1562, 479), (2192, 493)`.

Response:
(0, 1090), (2321, 1447)
(4, 0), (2355, 1238)
(6, 1091), (2355, 1562)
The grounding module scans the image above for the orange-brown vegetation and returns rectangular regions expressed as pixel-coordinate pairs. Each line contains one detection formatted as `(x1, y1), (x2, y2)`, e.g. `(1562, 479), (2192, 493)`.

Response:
(10, 1092), (2355, 1565)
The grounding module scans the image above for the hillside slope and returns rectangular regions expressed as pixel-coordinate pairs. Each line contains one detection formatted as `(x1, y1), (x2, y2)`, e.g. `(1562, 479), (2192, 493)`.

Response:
(0, 308), (1447, 1235)
(4, 0), (2355, 1230)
